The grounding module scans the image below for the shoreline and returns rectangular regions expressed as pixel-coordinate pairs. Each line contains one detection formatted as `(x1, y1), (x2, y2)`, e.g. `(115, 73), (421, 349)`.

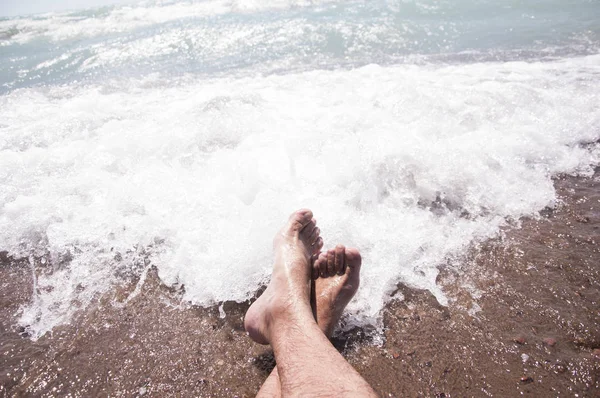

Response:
(1, 170), (599, 397)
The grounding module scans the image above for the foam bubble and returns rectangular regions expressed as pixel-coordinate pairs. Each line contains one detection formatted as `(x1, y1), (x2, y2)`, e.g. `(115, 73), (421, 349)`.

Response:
(1, 54), (599, 338)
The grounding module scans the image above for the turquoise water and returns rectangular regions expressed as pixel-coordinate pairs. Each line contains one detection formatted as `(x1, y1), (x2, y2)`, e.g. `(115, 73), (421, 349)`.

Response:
(1, 0), (599, 93)
(0, 0), (599, 338)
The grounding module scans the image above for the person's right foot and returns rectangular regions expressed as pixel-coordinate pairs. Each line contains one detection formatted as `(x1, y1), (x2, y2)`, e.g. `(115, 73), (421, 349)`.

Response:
(244, 209), (323, 345)
(311, 246), (361, 337)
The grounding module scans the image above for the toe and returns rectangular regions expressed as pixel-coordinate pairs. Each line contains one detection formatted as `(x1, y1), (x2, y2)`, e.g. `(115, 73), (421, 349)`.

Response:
(320, 250), (330, 277)
(334, 245), (345, 276)
(345, 247), (362, 274)
(287, 209), (314, 233)
(307, 226), (320, 244)
(300, 218), (316, 241)
(326, 249), (336, 276)
(312, 252), (325, 279)
(312, 236), (324, 254)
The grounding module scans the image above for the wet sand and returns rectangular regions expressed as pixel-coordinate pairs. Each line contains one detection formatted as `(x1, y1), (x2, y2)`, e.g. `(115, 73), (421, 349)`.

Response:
(1, 170), (599, 397)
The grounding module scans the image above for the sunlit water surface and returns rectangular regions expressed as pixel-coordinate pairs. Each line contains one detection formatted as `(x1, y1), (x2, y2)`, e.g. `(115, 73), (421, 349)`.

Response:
(1, 0), (599, 338)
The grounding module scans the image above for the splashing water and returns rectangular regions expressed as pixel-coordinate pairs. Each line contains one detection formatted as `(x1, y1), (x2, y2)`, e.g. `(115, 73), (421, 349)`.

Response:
(1, 0), (599, 338)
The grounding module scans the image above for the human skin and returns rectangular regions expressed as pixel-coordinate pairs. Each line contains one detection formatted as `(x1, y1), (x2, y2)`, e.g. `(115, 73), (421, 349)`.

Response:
(255, 245), (364, 397)
(244, 209), (377, 397)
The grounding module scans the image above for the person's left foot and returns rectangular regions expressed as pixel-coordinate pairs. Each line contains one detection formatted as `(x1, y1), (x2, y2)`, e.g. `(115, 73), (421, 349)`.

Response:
(311, 246), (362, 337)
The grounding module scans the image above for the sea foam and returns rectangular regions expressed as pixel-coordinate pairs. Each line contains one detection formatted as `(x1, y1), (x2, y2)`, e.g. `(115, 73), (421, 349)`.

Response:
(1, 54), (599, 338)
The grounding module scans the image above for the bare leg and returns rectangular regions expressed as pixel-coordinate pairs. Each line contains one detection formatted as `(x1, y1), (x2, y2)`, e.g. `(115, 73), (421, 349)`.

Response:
(244, 210), (376, 397)
(256, 245), (363, 397)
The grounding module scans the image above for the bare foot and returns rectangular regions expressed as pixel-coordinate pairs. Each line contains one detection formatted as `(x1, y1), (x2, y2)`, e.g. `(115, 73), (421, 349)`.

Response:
(311, 246), (361, 337)
(244, 209), (323, 345)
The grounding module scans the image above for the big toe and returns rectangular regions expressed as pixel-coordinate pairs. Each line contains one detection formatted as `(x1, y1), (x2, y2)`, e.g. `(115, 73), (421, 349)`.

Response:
(286, 208), (314, 234)
(345, 247), (362, 273)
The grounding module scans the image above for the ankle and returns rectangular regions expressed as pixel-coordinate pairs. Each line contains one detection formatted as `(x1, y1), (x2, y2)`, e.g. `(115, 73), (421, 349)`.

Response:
(268, 301), (315, 335)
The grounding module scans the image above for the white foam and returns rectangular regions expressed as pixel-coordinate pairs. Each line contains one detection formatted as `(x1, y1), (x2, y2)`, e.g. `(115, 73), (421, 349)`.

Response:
(1, 55), (599, 338)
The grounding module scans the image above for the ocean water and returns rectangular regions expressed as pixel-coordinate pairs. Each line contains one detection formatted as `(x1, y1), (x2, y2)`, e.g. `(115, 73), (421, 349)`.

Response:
(1, 0), (599, 339)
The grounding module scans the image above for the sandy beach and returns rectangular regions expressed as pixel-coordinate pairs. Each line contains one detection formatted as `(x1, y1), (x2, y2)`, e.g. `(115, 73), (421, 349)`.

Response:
(1, 169), (598, 397)
(2, 1), (600, 396)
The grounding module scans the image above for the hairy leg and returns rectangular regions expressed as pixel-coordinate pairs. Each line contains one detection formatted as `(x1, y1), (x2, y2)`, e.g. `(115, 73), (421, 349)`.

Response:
(256, 246), (363, 397)
(245, 210), (376, 397)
